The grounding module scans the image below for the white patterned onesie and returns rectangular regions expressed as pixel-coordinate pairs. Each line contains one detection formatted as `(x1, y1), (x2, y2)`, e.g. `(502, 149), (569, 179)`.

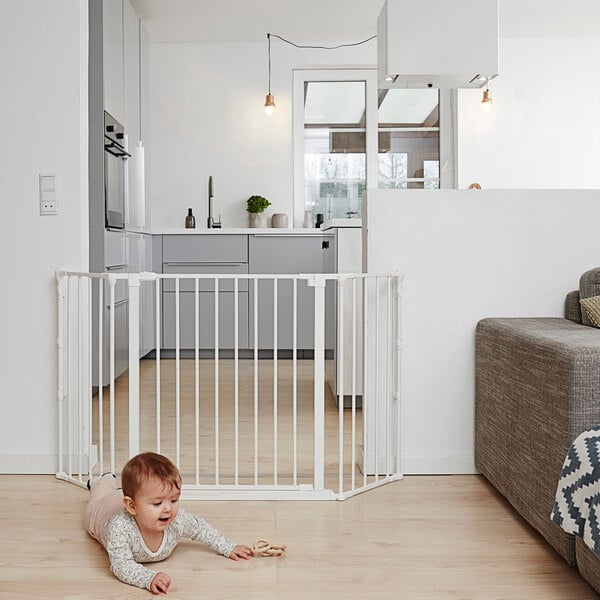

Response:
(99, 507), (236, 590)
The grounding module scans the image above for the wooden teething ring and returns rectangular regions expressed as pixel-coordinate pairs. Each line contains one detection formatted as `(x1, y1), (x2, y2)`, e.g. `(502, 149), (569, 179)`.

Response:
(253, 539), (287, 557)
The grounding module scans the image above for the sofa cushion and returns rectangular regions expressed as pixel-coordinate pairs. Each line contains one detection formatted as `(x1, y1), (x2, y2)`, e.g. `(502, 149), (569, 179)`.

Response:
(579, 268), (600, 326)
(581, 295), (600, 328)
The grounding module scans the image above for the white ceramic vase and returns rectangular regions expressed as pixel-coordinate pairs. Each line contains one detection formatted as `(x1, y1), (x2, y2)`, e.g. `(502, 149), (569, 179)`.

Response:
(271, 213), (288, 228)
(303, 211), (313, 228)
(248, 212), (267, 228)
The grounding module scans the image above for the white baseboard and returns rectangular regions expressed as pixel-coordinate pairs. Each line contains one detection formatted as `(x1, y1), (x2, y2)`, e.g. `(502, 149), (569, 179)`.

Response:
(356, 446), (476, 475)
(0, 454), (57, 474)
(0, 446), (98, 475)
(402, 454), (477, 475)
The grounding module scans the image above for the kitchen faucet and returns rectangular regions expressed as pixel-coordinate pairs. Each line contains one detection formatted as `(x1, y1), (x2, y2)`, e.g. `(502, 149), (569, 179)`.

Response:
(207, 175), (221, 228)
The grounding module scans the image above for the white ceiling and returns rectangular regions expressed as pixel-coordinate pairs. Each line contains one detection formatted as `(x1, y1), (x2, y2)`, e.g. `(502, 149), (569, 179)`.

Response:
(130, 0), (600, 43)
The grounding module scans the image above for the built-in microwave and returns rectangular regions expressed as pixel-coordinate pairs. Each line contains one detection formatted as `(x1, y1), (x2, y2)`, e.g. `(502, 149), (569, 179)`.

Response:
(104, 111), (130, 229)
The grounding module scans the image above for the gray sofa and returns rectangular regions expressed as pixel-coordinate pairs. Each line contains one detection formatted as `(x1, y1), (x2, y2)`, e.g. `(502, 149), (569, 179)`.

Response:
(475, 269), (600, 593)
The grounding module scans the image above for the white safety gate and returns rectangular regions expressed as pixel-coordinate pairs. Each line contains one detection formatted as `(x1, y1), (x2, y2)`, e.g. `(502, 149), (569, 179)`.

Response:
(56, 270), (402, 500)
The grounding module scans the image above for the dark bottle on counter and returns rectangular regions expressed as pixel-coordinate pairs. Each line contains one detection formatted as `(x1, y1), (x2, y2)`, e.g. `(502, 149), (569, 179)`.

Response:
(315, 213), (324, 228)
(185, 208), (196, 228)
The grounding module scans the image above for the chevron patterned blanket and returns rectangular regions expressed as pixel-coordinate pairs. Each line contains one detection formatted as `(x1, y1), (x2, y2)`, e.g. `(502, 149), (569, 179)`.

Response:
(551, 427), (600, 557)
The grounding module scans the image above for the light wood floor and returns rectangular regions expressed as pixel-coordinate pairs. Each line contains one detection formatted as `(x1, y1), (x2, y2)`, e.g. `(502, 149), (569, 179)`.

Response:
(0, 474), (598, 599)
(92, 358), (375, 493)
(20, 358), (598, 598)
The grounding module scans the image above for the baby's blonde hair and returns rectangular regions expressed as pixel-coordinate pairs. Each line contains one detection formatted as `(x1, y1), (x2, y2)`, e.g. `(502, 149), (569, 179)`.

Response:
(121, 452), (181, 499)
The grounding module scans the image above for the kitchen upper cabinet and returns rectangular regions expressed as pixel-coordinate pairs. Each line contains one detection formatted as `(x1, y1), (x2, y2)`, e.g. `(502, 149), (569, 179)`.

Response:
(102, 0), (145, 140)
(123, 0), (140, 145)
(103, 0), (124, 123)
(139, 21), (150, 145)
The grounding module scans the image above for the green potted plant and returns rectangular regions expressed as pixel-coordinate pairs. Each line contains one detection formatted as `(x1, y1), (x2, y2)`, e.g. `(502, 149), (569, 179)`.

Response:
(246, 195), (271, 228)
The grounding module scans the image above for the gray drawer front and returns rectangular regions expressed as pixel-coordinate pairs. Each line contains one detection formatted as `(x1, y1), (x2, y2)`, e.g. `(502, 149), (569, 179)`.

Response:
(163, 291), (249, 349)
(249, 234), (332, 273)
(163, 235), (247, 263)
(104, 230), (126, 268)
(104, 265), (128, 304)
(162, 263), (249, 292)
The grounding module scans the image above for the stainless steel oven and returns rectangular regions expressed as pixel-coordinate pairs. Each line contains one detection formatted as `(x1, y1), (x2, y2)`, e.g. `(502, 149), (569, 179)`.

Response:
(104, 111), (130, 229)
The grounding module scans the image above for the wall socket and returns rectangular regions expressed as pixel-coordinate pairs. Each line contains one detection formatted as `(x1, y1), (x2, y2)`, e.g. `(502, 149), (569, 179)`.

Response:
(39, 174), (58, 215)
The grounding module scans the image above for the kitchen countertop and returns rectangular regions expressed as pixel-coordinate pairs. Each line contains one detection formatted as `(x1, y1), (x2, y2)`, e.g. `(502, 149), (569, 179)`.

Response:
(130, 227), (332, 235)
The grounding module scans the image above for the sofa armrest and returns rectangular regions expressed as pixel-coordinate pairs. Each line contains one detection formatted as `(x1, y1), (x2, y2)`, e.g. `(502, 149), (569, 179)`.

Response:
(475, 317), (600, 564)
(565, 290), (582, 323)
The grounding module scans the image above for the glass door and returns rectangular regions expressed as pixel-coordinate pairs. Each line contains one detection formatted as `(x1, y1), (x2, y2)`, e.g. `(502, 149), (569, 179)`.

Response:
(303, 81), (366, 221)
(293, 70), (378, 227)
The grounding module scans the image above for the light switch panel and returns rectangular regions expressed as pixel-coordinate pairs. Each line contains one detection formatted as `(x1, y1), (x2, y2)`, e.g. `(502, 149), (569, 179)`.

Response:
(39, 174), (58, 215)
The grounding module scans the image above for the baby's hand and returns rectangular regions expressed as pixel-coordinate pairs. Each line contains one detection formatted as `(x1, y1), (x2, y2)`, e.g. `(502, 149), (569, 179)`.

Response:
(150, 572), (171, 595)
(229, 544), (254, 560)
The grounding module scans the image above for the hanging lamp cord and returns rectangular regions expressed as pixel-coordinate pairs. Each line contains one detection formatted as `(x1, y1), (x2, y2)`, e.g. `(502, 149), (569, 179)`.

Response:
(265, 32), (376, 103)
(268, 32), (377, 50)
(267, 33), (272, 94)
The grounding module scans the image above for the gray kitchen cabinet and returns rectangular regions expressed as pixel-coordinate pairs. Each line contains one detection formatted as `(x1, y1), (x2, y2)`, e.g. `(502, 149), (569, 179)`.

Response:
(93, 229), (128, 387)
(162, 263), (249, 292)
(103, 0), (124, 123)
(123, 0), (140, 146)
(141, 233), (155, 356)
(248, 234), (334, 350)
(139, 21), (149, 145)
(105, 229), (126, 268)
(92, 267), (129, 387)
(163, 235), (247, 263)
(161, 235), (249, 350)
(127, 232), (154, 357)
(109, 296), (129, 381)
(163, 291), (249, 350)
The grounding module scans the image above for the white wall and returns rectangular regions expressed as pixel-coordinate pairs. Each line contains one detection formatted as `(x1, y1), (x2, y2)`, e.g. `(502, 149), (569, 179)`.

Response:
(458, 36), (600, 188)
(364, 189), (600, 473)
(0, 1), (88, 472)
(147, 31), (600, 228)
(147, 41), (376, 229)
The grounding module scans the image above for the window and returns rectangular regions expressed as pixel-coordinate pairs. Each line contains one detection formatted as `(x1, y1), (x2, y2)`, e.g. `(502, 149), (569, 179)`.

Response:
(293, 70), (454, 226)
(378, 88), (440, 189)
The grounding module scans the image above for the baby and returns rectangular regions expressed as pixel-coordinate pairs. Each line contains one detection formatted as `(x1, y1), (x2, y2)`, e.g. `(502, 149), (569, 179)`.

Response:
(84, 452), (253, 594)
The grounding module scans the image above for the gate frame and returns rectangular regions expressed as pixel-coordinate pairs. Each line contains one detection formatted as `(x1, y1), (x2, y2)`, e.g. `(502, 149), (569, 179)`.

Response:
(56, 270), (403, 500)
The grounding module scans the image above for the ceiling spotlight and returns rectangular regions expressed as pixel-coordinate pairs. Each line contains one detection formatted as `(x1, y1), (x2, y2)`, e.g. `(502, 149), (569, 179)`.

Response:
(481, 88), (493, 112)
(384, 75), (394, 82)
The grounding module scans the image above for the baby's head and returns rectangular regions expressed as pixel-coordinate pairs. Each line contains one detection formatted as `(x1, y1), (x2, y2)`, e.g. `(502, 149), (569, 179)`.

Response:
(121, 452), (182, 500)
